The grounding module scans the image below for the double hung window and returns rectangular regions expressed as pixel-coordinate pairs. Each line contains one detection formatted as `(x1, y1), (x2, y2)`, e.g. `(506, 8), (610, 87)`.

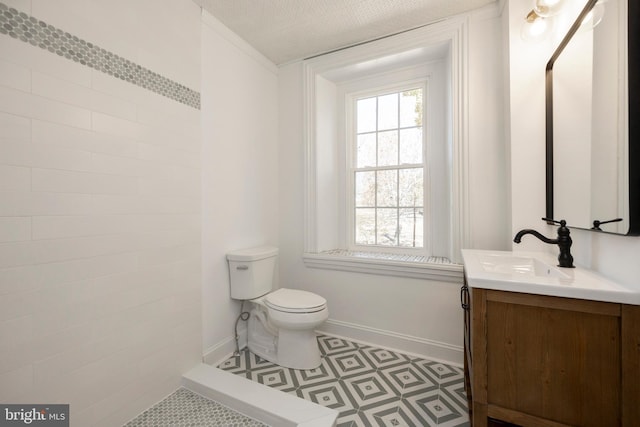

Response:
(350, 85), (427, 252)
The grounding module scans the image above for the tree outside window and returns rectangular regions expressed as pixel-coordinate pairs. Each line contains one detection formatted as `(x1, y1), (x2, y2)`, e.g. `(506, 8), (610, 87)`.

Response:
(353, 88), (425, 248)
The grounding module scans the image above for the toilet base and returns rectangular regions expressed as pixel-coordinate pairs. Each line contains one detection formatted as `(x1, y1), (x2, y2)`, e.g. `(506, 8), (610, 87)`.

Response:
(247, 308), (322, 370)
(277, 328), (321, 370)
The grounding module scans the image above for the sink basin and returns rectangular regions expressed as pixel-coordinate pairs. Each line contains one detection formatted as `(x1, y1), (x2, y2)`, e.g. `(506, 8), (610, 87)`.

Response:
(461, 249), (640, 305)
(476, 253), (570, 279)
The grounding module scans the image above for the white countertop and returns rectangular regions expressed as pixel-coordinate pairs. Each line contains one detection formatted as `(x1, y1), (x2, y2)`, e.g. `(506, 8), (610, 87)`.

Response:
(461, 249), (640, 305)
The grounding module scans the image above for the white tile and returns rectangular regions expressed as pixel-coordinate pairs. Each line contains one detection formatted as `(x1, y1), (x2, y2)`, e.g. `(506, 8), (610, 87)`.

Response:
(0, 287), (36, 320)
(137, 96), (201, 130)
(0, 340), (34, 376)
(0, 86), (91, 129)
(35, 252), (137, 288)
(30, 323), (93, 363)
(0, 111), (30, 140)
(137, 243), (200, 267)
(0, 217), (31, 243)
(0, 241), (33, 269)
(0, 364), (33, 401)
(32, 72), (137, 121)
(0, 265), (39, 295)
(0, 164), (30, 191)
(91, 112), (151, 143)
(90, 131), (139, 159)
(29, 234), (136, 265)
(135, 102), (201, 143)
(0, 315), (33, 348)
(0, 192), (93, 216)
(32, 168), (93, 193)
(0, 57), (31, 92)
(32, 215), (134, 240)
(89, 172), (138, 195)
(137, 172), (201, 197)
(31, 168), (136, 195)
(0, 139), (32, 167)
(34, 278), (95, 312)
(138, 143), (201, 169)
(31, 120), (93, 152)
(90, 152), (143, 177)
(76, 370), (177, 427)
(0, 36), (91, 87)
(31, 143), (92, 172)
(33, 331), (123, 387)
(63, 353), (138, 413)
(91, 194), (142, 215)
(32, 216), (94, 240)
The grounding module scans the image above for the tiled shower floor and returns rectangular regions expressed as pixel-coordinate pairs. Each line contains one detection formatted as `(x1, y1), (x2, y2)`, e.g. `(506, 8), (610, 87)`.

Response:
(218, 334), (470, 427)
(124, 388), (267, 427)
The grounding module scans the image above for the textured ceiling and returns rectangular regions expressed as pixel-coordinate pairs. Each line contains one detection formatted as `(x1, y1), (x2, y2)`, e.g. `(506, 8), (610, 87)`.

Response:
(195, 0), (496, 65)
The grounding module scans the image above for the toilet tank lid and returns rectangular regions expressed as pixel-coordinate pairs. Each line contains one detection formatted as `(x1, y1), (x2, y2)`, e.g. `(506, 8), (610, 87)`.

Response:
(227, 246), (278, 262)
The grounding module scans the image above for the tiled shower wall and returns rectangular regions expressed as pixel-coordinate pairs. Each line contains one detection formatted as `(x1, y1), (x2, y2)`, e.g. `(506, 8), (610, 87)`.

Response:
(0, 1), (202, 425)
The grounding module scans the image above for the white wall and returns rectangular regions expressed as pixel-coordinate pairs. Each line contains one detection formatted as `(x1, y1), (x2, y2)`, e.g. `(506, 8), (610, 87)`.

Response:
(0, 0), (202, 425)
(200, 12), (279, 362)
(278, 4), (508, 365)
(506, 0), (640, 285)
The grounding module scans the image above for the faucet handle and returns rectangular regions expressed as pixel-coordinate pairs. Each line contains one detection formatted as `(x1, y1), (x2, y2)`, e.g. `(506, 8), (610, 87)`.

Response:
(542, 217), (566, 226)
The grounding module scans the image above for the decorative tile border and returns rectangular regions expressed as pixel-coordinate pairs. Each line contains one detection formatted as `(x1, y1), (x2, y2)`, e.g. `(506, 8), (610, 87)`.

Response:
(0, 2), (201, 109)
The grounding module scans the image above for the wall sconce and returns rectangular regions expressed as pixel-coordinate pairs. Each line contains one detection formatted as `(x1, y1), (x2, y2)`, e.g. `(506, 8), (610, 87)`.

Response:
(521, 9), (554, 41)
(522, 0), (605, 42)
(521, 0), (566, 41)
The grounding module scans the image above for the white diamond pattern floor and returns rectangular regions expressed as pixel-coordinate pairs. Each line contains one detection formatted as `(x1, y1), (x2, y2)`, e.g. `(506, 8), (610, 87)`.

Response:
(218, 335), (470, 427)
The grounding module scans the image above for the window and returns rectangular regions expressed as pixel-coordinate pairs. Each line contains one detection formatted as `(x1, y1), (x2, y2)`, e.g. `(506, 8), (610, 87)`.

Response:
(350, 86), (426, 251)
(301, 17), (469, 280)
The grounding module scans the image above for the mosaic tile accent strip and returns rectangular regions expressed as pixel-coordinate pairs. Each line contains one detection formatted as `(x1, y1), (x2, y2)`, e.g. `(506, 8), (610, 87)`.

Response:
(219, 334), (470, 427)
(124, 388), (267, 427)
(0, 2), (200, 109)
(320, 249), (453, 265)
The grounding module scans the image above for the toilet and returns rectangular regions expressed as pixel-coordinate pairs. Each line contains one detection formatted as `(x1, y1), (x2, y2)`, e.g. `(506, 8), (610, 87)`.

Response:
(226, 246), (328, 370)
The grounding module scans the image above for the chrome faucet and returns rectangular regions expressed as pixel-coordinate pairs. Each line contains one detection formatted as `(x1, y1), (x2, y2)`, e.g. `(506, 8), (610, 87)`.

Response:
(513, 219), (574, 268)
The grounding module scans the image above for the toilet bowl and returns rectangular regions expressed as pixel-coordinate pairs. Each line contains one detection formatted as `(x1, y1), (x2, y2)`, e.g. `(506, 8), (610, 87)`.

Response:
(251, 288), (328, 369)
(227, 247), (328, 370)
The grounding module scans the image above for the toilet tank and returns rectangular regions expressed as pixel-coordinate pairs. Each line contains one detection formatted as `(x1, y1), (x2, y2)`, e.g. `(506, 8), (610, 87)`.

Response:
(227, 246), (278, 300)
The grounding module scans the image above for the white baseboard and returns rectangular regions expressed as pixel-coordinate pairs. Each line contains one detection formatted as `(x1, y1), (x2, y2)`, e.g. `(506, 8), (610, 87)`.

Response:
(205, 319), (464, 368)
(202, 336), (236, 367)
(318, 319), (463, 367)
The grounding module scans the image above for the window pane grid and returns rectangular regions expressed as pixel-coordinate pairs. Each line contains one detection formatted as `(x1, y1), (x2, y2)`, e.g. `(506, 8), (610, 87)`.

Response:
(353, 87), (424, 249)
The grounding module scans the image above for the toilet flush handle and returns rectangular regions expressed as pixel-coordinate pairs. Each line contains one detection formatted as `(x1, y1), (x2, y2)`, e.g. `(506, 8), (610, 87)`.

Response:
(236, 265), (249, 270)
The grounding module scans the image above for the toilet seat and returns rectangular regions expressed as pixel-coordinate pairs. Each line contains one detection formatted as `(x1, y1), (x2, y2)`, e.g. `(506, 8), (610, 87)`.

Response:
(265, 288), (327, 313)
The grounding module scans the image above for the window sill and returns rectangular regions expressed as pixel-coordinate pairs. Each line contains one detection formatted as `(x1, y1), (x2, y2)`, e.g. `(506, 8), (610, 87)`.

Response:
(303, 250), (463, 283)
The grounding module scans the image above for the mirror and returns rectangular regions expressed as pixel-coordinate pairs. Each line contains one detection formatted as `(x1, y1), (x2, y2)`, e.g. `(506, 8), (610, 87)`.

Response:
(545, 0), (639, 235)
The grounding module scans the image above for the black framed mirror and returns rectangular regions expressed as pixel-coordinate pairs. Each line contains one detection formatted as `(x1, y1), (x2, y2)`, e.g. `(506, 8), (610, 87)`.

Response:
(545, 0), (639, 235)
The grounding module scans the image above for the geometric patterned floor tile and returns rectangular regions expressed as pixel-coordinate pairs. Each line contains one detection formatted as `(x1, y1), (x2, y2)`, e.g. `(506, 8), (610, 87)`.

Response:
(217, 334), (470, 427)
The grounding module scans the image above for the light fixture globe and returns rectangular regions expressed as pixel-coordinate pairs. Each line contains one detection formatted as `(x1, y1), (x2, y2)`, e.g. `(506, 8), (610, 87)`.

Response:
(521, 10), (553, 41)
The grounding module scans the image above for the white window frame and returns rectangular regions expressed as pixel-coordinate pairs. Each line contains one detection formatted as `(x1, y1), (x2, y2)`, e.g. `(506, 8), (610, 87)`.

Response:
(345, 80), (430, 256)
(301, 16), (470, 282)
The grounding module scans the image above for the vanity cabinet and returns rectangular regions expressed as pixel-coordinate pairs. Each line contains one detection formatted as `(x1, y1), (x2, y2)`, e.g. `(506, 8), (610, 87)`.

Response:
(463, 285), (640, 427)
